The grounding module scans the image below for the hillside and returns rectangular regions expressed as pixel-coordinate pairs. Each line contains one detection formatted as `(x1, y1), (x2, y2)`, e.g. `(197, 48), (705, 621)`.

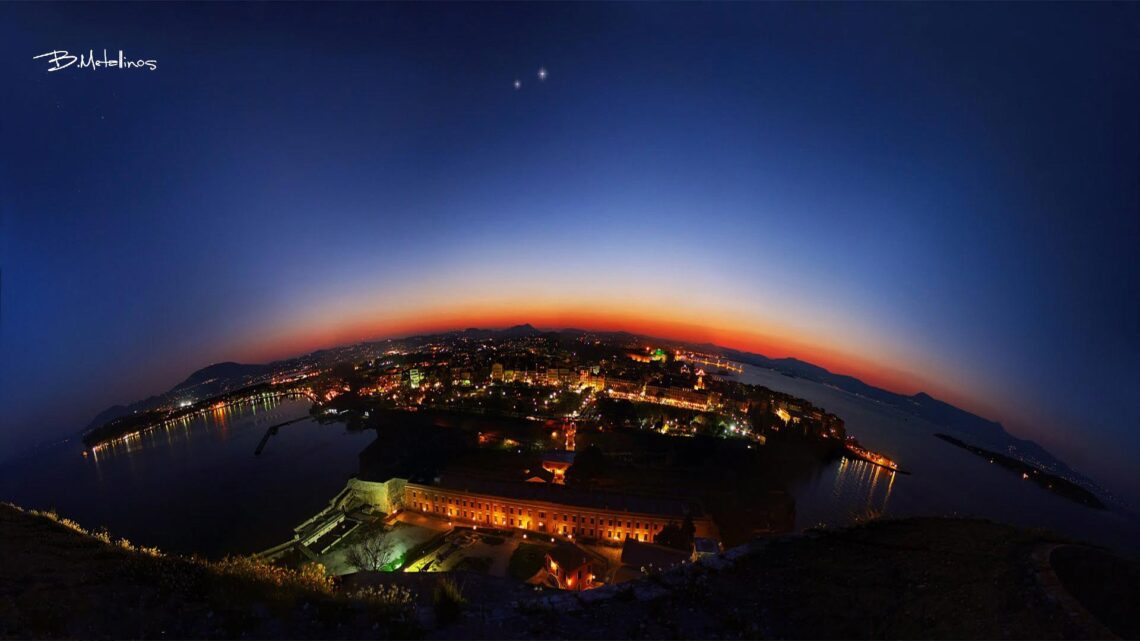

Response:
(0, 503), (417, 639)
(82, 362), (276, 433)
(3, 503), (1135, 639)
(170, 362), (275, 393)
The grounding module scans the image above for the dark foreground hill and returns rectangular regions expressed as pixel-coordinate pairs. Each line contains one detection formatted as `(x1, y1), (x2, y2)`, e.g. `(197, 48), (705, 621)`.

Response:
(2, 503), (1136, 639)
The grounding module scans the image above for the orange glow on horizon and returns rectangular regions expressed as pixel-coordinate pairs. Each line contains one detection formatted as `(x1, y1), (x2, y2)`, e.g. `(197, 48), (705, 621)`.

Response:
(230, 300), (993, 416)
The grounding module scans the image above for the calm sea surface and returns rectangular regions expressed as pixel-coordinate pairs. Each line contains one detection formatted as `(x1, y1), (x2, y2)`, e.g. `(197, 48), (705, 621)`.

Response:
(732, 365), (1140, 558)
(3, 372), (1137, 558)
(0, 397), (373, 557)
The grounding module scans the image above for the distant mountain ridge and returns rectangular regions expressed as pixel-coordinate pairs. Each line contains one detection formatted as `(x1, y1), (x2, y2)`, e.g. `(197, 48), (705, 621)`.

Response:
(81, 362), (275, 432)
(711, 349), (1083, 482)
(170, 362), (273, 393)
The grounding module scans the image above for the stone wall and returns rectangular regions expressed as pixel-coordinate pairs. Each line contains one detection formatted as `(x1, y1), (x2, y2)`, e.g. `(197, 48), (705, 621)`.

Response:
(344, 477), (406, 514)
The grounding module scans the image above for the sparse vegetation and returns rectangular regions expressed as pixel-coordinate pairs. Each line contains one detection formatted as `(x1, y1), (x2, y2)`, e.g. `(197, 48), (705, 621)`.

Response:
(345, 531), (400, 572)
(432, 576), (467, 624)
(654, 513), (695, 551)
(349, 584), (417, 622)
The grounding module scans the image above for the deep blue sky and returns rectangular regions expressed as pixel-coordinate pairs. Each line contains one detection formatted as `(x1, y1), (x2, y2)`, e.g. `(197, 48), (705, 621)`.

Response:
(1, 3), (1138, 501)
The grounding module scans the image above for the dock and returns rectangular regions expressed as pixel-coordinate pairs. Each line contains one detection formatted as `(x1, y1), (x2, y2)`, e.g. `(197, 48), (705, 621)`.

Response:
(253, 416), (311, 455)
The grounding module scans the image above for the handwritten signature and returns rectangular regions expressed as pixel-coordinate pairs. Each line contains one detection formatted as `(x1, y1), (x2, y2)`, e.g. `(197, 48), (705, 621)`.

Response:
(34, 49), (157, 72)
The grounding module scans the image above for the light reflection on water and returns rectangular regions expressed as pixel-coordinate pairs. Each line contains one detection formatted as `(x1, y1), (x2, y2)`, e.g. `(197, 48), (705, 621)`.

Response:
(831, 457), (895, 519)
(0, 397), (375, 558)
(4, 369), (1139, 559)
(732, 365), (1140, 557)
(89, 394), (286, 462)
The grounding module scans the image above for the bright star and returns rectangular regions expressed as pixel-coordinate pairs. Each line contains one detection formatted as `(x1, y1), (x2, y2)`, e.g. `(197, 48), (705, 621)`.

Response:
(537, 67), (547, 81)
(513, 79), (522, 90)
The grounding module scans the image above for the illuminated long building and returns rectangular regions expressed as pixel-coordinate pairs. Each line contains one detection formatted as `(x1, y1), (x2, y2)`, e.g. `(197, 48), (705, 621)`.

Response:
(340, 475), (719, 544)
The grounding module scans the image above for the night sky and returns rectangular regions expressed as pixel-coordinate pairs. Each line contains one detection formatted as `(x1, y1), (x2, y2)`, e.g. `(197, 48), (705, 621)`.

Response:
(1, 4), (1138, 501)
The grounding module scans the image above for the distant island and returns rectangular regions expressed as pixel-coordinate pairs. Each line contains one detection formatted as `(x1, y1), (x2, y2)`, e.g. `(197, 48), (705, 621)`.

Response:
(934, 434), (1105, 509)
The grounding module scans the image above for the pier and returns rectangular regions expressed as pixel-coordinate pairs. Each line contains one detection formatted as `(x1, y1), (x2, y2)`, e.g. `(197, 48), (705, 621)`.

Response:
(253, 416), (311, 455)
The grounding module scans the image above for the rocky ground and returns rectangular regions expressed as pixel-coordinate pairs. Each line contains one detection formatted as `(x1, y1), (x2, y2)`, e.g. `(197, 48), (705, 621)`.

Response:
(450, 517), (1132, 640)
(2, 502), (1135, 639)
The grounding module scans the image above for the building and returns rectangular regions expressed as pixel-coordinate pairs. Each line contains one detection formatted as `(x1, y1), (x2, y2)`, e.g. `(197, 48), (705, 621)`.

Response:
(620, 538), (689, 571)
(396, 475), (719, 544)
(541, 450), (575, 484)
(544, 543), (600, 591)
(613, 538), (690, 584)
(523, 467), (555, 483)
(605, 378), (642, 395)
(692, 536), (722, 559)
(490, 363), (504, 382)
(612, 383), (713, 411)
(579, 371), (605, 391)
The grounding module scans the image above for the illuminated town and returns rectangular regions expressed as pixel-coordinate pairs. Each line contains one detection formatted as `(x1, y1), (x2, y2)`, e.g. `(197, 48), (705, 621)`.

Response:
(84, 327), (869, 589)
(3, 2), (1138, 639)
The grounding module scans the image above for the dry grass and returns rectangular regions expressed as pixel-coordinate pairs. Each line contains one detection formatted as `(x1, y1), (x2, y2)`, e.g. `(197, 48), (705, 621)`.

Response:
(432, 576), (467, 624)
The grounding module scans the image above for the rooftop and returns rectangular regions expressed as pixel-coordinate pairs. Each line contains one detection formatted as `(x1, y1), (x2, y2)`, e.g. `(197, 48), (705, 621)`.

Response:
(542, 450), (577, 464)
(546, 542), (592, 569)
(620, 539), (690, 569)
(429, 474), (705, 518)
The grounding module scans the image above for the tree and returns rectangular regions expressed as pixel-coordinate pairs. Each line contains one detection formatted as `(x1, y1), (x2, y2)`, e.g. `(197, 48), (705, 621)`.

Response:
(681, 513), (695, 545)
(654, 513), (695, 552)
(564, 444), (607, 488)
(346, 533), (400, 572)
